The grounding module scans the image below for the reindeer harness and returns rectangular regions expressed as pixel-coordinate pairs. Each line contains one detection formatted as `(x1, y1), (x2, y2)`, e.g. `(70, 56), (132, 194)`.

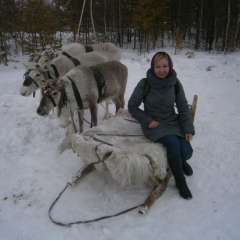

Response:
(47, 57), (81, 79)
(61, 45), (93, 59)
(23, 71), (40, 89)
(68, 66), (106, 110)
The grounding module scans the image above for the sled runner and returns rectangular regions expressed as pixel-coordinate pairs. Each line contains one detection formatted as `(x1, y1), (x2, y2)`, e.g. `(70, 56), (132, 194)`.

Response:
(49, 95), (198, 226)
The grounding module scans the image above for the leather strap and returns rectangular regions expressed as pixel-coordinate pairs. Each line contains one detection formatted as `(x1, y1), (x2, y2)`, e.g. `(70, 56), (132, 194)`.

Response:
(50, 64), (59, 78)
(89, 66), (105, 103)
(68, 76), (83, 109)
(85, 45), (93, 52)
(69, 57), (81, 66)
(62, 52), (71, 58)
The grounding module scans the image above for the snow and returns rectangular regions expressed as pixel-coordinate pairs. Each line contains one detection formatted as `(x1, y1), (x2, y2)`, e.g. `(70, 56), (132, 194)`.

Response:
(0, 48), (240, 240)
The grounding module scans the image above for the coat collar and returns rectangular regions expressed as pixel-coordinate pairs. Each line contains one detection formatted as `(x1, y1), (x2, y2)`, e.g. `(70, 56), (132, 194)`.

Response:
(146, 68), (177, 89)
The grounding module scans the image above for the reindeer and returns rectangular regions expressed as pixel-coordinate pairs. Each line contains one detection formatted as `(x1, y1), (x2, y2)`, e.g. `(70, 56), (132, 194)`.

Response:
(33, 49), (60, 63)
(20, 52), (107, 97)
(36, 61), (128, 133)
(19, 52), (108, 128)
(36, 43), (121, 70)
(39, 52), (108, 78)
(61, 42), (121, 61)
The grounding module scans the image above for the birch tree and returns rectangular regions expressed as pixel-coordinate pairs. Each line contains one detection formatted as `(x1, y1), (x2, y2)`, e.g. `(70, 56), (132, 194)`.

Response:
(76, 0), (87, 43)
(233, 0), (240, 50)
(224, 0), (231, 53)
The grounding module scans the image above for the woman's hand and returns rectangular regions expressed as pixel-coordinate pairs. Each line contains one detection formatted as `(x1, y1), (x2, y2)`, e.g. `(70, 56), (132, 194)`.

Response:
(148, 120), (160, 128)
(185, 133), (193, 141)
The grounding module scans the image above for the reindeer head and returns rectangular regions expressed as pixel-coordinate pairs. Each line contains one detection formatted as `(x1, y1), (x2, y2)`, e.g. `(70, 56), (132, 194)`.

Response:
(19, 65), (48, 97)
(36, 73), (67, 117)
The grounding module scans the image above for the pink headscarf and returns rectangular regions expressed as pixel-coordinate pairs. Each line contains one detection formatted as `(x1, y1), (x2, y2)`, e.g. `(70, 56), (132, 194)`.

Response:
(150, 52), (173, 77)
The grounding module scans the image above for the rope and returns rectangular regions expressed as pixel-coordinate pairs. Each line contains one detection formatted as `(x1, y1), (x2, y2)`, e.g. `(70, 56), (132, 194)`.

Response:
(48, 163), (140, 226)
(48, 119), (168, 226)
(95, 133), (144, 137)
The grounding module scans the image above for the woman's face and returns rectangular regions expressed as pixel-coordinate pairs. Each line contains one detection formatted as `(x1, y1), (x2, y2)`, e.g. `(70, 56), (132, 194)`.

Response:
(154, 57), (169, 79)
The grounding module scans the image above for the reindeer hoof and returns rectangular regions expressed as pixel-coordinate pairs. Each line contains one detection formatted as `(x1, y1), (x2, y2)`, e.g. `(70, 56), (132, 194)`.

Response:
(138, 205), (148, 215)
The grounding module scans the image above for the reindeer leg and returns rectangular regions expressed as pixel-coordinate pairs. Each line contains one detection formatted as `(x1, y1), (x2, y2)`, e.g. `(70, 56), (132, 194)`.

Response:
(67, 109), (77, 134)
(138, 170), (172, 214)
(103, 99), (110, 120)
(89, 104), (98, 127)
(78, 109), (84, 133)
(111, 96), (121, 116)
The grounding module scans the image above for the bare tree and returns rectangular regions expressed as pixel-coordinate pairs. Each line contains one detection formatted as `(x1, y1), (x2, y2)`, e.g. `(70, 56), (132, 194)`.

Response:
(233, 0), (240, 50)
(195, 0), (204, 50)
(224, 0), (231, 53)
(76, 0), (87, 43)
(90, 0), (97, 42)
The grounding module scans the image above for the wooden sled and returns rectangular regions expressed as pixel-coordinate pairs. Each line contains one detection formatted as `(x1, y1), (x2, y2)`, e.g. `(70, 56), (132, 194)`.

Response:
(49, 95), (198, 226)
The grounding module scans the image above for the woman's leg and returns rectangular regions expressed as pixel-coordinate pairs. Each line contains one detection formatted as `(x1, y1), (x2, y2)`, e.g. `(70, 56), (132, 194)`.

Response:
(179, 137), (193, 161)
(157, 134), (181, 157)
(157, 135), (192, 199)
(179, 137), (193, 176)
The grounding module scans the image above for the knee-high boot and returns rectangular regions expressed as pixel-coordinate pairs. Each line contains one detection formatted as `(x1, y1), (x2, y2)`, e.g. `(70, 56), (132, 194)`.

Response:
(168, 156), (192, 199)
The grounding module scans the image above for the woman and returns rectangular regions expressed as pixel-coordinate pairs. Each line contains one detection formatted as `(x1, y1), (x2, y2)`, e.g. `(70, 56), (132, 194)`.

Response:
(128, 52), (195, 200)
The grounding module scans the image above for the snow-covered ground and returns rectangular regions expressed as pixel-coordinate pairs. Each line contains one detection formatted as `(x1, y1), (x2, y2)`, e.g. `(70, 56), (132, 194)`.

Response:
(0, 48), (240, 240)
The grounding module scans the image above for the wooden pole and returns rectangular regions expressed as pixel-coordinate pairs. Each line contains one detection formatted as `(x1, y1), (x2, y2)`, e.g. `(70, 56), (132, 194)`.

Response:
(76, 0), (87, 43)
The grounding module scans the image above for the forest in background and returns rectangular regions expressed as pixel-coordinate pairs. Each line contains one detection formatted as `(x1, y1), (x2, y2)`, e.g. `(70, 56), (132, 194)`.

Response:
(0, 0), (239, 56)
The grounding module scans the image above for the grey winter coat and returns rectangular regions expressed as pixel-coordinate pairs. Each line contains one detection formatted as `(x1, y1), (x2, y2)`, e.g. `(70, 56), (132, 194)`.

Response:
(128, 69), (195, 142)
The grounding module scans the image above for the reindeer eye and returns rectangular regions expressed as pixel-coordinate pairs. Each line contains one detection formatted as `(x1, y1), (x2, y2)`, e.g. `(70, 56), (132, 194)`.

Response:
(52, 91), (58, 96)
(36, 74), (40, 77)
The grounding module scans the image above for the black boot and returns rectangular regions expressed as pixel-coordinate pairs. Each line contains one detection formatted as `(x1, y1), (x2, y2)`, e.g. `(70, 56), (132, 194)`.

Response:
(168, 156), (192, 200)
(182, 161), (193, 176)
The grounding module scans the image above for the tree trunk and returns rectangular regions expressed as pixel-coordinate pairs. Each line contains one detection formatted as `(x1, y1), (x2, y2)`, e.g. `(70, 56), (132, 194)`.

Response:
(76, 0), (87, 43)
(195, 0), (204, 50)
(118, 0), (123, 47)
(233, 1), (240, 51)
(224, 0), (231, 53)
(90, 0), (97, 43)
(103, 0), (107, 42)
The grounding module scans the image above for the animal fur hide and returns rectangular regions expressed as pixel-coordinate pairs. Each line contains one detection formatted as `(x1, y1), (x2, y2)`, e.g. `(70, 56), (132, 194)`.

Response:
(58, 109), (168, 188)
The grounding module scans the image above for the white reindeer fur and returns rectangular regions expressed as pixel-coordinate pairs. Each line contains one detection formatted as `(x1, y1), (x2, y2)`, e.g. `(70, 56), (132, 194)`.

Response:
(58, 133), (167, 188)
(32, 50), (60, 63)
(37, 52), (107, 75)
(61, 42), (121, 61)
(58, 111), (168, 188)
(57, 61), (128, 132)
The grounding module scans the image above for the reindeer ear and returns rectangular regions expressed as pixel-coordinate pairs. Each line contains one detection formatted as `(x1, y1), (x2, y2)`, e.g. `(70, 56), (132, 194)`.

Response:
(49, 50), (55, 58)
(34, 53), (41, 63)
